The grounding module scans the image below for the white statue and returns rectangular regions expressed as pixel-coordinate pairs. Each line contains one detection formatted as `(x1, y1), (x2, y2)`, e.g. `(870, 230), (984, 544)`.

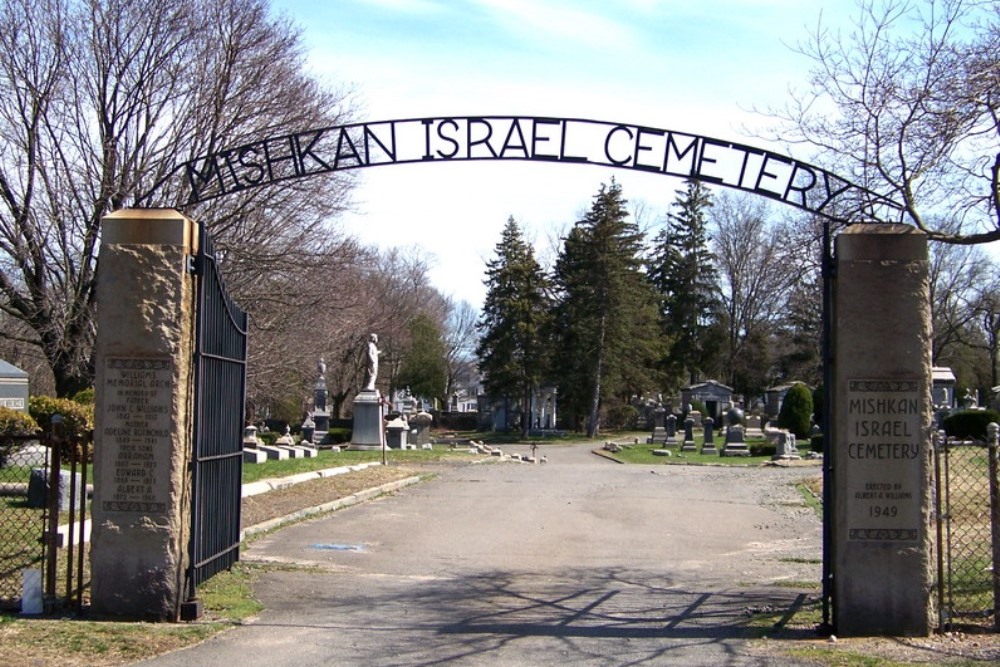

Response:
(363, 333), (381, 391)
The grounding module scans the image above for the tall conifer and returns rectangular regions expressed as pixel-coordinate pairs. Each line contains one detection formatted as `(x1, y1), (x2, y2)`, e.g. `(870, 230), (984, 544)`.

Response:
(551, 181), (661, 437)
(475, 217), (550, 437)
(649, 179), (723, 388)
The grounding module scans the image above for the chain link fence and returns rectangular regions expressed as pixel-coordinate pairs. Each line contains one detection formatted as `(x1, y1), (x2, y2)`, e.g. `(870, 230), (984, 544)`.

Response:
(935, 429), (1000, 630)
(0, 435), (50, 610)
(0, 430), (91, 613)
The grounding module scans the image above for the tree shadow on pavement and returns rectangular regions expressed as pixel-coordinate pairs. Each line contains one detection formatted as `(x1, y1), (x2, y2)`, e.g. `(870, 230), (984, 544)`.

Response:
(251, 566), (820, 666)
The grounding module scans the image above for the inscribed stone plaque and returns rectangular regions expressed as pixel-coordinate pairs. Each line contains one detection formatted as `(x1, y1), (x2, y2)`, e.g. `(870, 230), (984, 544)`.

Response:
(101, 357), (173, 513)
(845, 379), (923, 542)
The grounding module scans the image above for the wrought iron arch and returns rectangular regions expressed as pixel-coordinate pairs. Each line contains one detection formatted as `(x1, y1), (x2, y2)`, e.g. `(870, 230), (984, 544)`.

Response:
(137, 115), (906, 225)
(142, 114), (915, 635)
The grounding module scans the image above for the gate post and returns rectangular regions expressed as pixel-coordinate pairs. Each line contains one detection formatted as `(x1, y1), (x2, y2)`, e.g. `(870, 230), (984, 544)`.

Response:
(90, 209), (198, 620)
(833, 224), (934, 636)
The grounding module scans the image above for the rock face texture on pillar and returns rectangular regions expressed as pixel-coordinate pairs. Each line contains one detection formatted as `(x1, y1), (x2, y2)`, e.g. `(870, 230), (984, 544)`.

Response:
(90, 209), (198, 621)
(834, 224), (934, 636)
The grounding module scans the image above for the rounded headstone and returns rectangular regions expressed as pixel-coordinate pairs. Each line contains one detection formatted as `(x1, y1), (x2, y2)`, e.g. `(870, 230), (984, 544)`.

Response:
(726, 406), (744, 426)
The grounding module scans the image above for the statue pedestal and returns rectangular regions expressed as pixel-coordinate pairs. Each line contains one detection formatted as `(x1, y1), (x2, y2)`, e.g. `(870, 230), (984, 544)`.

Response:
(348, 390), (384, 450)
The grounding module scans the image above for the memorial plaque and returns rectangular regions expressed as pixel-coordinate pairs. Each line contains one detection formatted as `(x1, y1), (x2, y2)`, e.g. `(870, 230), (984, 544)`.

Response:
(845, 379), (923, 542)
(101, 357), (173, 513)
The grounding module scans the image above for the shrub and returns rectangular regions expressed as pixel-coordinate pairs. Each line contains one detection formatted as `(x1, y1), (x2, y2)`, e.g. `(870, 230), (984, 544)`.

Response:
(605, 404), (639, 430)
(811, 385), (824, 426)
(777, 383), (813, 439)
(748, 441), (777, 457)
(29, 395), (94, 438)
(71, 388), (95, 405)
(942, 409), (1000, 441)
(810, 434), (824, 453)
(0, 406), (40, 436)
(326, 427), (351, 444)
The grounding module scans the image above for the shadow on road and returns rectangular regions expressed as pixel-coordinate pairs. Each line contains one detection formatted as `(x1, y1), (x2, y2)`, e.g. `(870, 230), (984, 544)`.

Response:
(251, 566), (820, 666)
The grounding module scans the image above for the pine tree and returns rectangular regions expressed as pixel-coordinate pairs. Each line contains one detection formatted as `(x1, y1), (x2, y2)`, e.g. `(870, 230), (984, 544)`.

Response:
(649, 179), (723, 388)
(475, 217), (550, 437)
(551, 180), (661, 437)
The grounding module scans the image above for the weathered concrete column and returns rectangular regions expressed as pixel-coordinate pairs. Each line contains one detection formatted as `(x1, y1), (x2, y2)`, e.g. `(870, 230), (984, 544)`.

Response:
(90, 209), (198, 620)
(834, 224), (934, 636)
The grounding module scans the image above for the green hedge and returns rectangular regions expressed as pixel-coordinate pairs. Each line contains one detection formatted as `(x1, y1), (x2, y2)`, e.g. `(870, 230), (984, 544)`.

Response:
(778, 383), (813, 439)
(942, 409), (1000, 440)
(326, 427), (351, 444)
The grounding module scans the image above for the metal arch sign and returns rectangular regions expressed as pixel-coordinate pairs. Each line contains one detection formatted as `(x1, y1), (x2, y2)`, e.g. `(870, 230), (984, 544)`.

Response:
(143, 115), (907, 223)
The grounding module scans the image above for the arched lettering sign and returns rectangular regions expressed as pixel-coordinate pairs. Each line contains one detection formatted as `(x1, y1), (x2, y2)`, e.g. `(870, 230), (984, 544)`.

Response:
(142, 115), (905, 223)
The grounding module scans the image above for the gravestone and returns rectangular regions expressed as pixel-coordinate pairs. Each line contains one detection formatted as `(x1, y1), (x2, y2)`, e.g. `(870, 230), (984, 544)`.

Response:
(27, 468), (86, 511)
(385, 416), (409, 449)
(722, 407), (750, 456)
(772, 432), (800, 460)
(703, 417), (715, 447)
(410, 410), (433, 446)
(681, 417), (697, 452)
(664, 414), (677, 444)
(311, 358), (330, 443)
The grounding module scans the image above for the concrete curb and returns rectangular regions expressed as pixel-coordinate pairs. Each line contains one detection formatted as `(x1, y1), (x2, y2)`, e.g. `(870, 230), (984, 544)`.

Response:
(240, 475), (424, 541)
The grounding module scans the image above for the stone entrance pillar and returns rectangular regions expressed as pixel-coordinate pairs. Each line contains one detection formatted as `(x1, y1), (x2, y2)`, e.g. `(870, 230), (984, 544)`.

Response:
(90, 209), (199, 620)
(834, 224), (934, 636)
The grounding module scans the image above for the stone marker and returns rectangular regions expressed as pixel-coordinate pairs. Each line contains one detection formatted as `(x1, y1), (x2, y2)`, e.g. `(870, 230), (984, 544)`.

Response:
(681, 417), (697, 452)
(833, 224), (933, 637)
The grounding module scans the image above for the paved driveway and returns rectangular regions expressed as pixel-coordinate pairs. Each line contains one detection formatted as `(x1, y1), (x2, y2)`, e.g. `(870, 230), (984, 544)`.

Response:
(134, 443), (823, 666)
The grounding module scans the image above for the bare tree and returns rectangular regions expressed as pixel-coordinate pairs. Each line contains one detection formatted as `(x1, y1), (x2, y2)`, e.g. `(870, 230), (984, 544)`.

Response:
(773, 0), (1000, 244)
(442, 298), (479, 403)
(710, 193), (800, 396)
(0, 0), (356, 396)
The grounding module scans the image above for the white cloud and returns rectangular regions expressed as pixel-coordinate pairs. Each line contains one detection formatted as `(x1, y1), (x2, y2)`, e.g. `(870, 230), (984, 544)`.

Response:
(469, 0), (640, 52)
(348, 0), (445, 14)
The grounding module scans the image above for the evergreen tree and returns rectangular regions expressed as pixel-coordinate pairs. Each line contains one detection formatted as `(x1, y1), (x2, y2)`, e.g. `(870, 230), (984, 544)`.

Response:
(397, 313), (449, 406)
(551, 181), (661, 437)
(475, 217), (550, 437)
(649, 179), (723, 388)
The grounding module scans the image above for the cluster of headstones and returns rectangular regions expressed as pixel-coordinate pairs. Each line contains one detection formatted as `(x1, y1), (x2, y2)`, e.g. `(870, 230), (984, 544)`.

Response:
(242, 424), (319, 464)
(467, 440), (547, 464)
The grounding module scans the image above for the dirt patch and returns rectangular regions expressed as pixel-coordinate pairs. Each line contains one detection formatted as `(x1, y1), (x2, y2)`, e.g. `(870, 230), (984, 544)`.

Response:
(241, 464), (422, 529)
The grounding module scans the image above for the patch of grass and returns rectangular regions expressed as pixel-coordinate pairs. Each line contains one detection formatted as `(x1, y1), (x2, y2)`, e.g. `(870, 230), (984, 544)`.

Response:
(744, 594), (823, 632)
(603, 441), (810, 466)
(770, 579), (823, 589)
(780, 557), (823, 565)
(0, 617), (224, 667)
(785, 647), (912, 666)
(242, 447), (474, 484)
(198, 562), (263, 621)
(796, 477), (823, 517)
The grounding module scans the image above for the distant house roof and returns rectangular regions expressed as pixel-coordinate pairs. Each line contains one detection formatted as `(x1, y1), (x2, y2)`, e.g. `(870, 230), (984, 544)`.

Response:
(932, 367), (956, 383)
(0, 360), (27, 379)
(683, 380), (733, 393)
(766, 381), (809, 393)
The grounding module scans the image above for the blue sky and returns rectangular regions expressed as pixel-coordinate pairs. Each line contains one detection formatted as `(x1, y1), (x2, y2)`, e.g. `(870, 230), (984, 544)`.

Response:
(270, 0), (844, 307)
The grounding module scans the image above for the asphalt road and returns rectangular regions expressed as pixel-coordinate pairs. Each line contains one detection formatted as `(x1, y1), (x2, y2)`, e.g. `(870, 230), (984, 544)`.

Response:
(134, 442), (823, 666)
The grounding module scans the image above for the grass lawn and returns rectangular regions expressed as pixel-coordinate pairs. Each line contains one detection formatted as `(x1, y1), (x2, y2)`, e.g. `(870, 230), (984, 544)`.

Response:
(602, 440), (817, 466)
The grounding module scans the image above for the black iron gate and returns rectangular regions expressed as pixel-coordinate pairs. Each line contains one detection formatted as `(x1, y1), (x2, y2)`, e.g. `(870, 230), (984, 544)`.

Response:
(187, 224), (248, 603)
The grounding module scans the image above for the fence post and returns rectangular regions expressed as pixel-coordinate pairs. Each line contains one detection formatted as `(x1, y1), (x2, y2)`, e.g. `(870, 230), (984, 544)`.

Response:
(988, 422), (1000, 631)
(43, 415), (64, 608)
(934, 429), (946, 630)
